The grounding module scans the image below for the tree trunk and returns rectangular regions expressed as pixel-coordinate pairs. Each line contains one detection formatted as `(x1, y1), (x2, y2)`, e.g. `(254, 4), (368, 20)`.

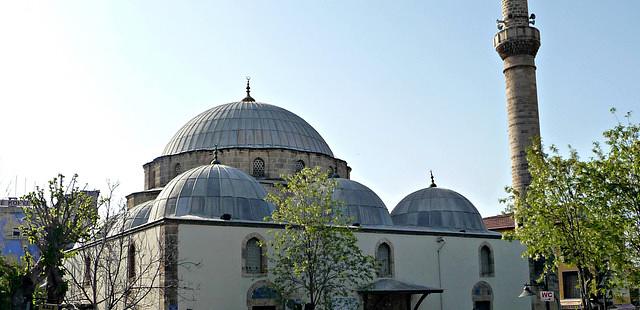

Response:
(46, 267), (66, 304)
(577, 267), (591, 310)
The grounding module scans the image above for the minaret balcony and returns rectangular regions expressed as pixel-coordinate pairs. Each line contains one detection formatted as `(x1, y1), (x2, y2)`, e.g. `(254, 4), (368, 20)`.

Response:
(494, 26), (541, 60)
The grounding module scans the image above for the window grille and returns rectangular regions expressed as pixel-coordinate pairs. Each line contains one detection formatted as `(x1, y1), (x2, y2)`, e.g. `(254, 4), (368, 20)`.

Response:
(295, 160), (305, 173)
(480, 246), (494, 277)
(128, 244), (136, 279)
(245, 238), (262, 273)
(83, 258), (92, 286)
(252, 158), (265, 177)
(376, 243), (391, 277)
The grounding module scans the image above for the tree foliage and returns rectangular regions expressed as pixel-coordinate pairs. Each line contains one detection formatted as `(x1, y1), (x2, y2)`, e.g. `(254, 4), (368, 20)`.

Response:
(0, 253), (24, 309)
(266, 167), (375, 310)
(593, 111), (640, 284)
(507, 112), (640, 309)
(21, 174), (99, 304)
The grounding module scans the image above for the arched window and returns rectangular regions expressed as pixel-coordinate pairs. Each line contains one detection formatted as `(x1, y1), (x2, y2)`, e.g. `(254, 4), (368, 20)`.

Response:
(472, 281), (493, 310)
(174, 163), (182, 177)
(376, 242), (392, 278)
(245, 238), (263, 274)
(479, 244), (494, 277)
(128, 244), (136, 280)
(242, 234), (267, 276)
(252, 158), (265, 177)
(295, 160), (305, 173)
(83, 257), (92, 286)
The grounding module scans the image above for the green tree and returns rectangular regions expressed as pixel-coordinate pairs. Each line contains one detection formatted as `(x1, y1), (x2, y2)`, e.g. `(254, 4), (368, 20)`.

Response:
(21, 174), (99, 305)
(266, 167), (375, 310)
(508, 114), (640, 309)
(0, 253), (24, 309)
(591, 112), (640, 285)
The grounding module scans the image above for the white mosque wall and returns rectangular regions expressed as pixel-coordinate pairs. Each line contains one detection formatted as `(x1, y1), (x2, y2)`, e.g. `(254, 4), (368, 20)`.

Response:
(354, 230), (530, 310)
(176, 222), (530, 310)
(64, 225), (165, 310)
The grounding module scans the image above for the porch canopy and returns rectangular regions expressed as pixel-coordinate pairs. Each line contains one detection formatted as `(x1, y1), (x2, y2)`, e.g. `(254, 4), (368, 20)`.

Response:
(358, 279), (443, 310)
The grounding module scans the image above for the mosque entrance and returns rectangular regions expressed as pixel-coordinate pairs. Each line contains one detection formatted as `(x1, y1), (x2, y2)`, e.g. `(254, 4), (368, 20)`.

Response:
(472, 281), (493, 310)
(358, 279), (443, 310)
(247, 280), (282, 310)
(363, 294), (410, 310)
(474, 301), (491, 310)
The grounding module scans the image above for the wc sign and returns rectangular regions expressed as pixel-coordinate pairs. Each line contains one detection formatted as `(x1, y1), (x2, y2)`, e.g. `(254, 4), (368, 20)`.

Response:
(539, 291), (555, 301)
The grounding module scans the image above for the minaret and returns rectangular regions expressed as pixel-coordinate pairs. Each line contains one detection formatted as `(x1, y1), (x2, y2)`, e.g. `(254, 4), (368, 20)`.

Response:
(495, 4), (556, 310)
(494, 0), (541, 195)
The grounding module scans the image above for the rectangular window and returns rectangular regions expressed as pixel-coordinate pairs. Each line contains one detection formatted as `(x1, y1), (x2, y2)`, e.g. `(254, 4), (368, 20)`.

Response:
(631, 288), (639, 306)
(83, 258), (92, 287)
(562, 271), (580, 299)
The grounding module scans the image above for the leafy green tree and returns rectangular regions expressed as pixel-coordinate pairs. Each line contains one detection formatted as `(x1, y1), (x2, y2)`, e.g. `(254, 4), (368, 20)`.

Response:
(591, 112), (640, 285)
(21, 174), (99, 304)
(266, 167), (375, 310)
(0, 250), (38, 309)
(0, 253), (23, 309)
(508, 113), (640, 309)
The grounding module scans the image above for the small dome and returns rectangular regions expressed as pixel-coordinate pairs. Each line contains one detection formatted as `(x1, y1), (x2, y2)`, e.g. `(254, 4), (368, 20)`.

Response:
(124, 200), (154, 229)
(332, 178), (393, 226)
(107, 200), (154, 235)
(148, 164), (274, 221)
(162, 101), (334, 157)
(390, 186), (489, 233)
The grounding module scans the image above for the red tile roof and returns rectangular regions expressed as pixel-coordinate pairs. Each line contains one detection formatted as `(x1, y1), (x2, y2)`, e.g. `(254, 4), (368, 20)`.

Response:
(483, 214), (515, 230)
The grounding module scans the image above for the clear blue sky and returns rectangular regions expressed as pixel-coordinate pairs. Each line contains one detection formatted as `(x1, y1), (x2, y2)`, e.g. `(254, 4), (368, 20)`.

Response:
(0, 1), (638, 217)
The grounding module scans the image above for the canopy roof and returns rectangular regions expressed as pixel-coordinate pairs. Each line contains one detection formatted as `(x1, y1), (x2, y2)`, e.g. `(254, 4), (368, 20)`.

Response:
(358, 279), (443, 295)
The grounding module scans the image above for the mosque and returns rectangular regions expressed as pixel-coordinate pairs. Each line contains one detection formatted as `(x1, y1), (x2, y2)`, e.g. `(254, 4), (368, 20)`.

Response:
(86, 82), (529, 310)
(65, 0), (542, 309)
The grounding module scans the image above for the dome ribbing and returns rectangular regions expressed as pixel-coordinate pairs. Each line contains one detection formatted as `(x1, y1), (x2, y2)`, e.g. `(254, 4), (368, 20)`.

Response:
(162, 101), (333, 157)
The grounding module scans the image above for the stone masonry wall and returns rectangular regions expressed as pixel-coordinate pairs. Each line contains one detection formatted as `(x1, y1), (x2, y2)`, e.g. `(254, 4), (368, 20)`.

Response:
(501, 0), (529, 27)
(503, 55), (541, 195)
(143, 148), (350, 191)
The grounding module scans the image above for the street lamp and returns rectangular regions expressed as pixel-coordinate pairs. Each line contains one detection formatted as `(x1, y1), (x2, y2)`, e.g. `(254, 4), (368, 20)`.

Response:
(518, 284), (535, 298)
(518, 282), (551, 310)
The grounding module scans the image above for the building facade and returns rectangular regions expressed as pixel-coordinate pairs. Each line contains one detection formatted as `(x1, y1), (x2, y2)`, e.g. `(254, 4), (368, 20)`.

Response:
(0, 197), (37, 263)
(65, 85), (532, 309)
(62, 0), (551, 308)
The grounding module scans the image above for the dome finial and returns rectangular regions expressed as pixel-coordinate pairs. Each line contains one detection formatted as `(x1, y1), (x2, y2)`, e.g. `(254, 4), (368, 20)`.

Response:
(429, 170), (437, 188)
(211, 145), (221, 165)
(242, 76), (255, 102)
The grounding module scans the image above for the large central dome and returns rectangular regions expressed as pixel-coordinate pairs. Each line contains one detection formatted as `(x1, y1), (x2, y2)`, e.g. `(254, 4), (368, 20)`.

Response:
(162, 101), (334, 157)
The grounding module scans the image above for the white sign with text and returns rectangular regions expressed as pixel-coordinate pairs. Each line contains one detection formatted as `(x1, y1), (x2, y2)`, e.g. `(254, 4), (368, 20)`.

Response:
(540, 291), (554, 301)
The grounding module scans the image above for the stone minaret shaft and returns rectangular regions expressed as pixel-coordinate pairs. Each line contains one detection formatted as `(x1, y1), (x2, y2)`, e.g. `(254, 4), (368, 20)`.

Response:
(494, 0), (541, 195)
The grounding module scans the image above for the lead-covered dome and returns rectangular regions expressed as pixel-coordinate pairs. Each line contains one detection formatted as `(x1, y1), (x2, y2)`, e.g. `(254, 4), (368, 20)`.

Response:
(332, 178), (393, 226)
(162, 101), (334, 157)
(148, 163), (274, 221)
(390, 185), (490, 233)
